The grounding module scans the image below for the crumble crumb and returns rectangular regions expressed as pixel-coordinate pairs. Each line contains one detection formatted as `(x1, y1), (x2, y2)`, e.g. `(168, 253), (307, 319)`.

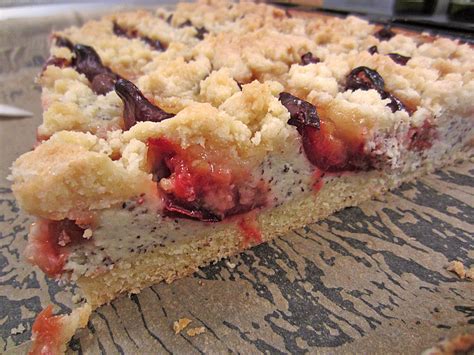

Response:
(186, 326), (206, 337)
(446, 260), (473, 280)
(173, 318), (192, 334)
(447, 260), (466, 278)
(11, 324), (26, 335)
(225, 260), (236, 269)
(83, 229), (93, 239)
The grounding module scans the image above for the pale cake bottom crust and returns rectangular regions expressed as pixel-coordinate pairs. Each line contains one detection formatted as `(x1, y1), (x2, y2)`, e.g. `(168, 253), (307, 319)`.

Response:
(77, 149), (469, 308)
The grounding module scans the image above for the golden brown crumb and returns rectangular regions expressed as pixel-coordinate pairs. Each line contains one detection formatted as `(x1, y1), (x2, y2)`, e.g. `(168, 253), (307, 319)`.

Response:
(446, 260), (468, 279)
(10, 131), (151, 219)
(186, 326), (206, 337)
(10, 324), (26, 335)
(173, 318), (192, 334)
(83, 229), (93, 239)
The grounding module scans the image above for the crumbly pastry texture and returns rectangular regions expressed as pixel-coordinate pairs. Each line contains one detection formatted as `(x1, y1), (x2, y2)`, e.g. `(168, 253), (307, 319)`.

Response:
(13, 0), (474, 218)
(8, 0), (474, 351)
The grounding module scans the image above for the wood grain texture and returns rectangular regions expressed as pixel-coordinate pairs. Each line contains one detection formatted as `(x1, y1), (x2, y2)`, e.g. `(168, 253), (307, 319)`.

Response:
(0, 10), (473, 355)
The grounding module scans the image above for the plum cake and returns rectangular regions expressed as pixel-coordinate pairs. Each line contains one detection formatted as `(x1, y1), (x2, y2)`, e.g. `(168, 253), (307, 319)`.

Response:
(8, 0), (473, 352)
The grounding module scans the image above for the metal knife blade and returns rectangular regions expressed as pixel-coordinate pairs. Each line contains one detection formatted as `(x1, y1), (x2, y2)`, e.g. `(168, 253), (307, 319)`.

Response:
(0, 104), (33, 118)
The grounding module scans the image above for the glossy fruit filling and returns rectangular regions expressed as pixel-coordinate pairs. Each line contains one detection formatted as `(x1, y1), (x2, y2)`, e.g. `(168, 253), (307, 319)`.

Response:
(29, 305), (62, 355)
(25, 219), (87, 277)
(279, 92), (369, 172)
(280, 60), (431, 173)
(147, 138), (268, 222)
(302, 118), (368, 172)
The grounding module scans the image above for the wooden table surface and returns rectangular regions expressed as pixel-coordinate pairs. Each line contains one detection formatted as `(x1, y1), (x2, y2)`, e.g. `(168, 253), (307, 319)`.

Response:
(0, 8), (473, 354)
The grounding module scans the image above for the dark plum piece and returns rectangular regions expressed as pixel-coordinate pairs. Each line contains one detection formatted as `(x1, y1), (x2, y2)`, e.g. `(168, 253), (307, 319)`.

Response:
(374, 26), (395, 41)
(387, 53), (411, 66)
(91, 73), (118, 96)
(300, 117), (373, 172)
(368, 45), (378, 55)
(55, 36), (74, 50)
(112, 22), (129, 37)
(195, 27), (208, 40)
(112, 22), (139, 39)
(166, 14), (173, 24)
(380, 91), (407, 113)
(113, 22), (165, 51)
(345, 66), (385, 92)
(115, 78), (174, 130)
(177, 20), (207, 40)
(42, 38), (73, 74)
(142, 37), (165, 51)
(72, 44), (119, 94)
(43, 57), (69, 70)
(179, 19), (193, 28)
(301, 52), (320, 65)
(72, 44), (110, 81)
(346, 66), (409, 114)
(279, 92), (320, 131)
(163, 198), (222, 222)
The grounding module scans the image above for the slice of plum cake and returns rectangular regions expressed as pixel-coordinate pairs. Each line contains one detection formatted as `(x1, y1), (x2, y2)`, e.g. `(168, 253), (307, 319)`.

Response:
(10, 0), (473, 324)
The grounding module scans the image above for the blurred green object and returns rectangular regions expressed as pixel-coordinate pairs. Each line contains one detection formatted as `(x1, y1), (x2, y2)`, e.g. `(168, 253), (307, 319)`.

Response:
(448, 0), (474, 21)
(394, 0), (438, 14)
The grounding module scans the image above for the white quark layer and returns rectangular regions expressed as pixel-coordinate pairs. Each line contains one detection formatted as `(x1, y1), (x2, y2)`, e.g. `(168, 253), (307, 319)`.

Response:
(64, 144), (316, 278)
(63, 112), (473, 280)
(398, 112), (473, 175)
